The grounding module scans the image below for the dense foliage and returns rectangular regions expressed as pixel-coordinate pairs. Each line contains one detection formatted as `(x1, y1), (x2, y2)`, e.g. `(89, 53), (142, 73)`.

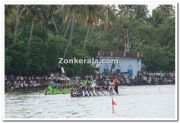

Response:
(5, 5), (175, 76)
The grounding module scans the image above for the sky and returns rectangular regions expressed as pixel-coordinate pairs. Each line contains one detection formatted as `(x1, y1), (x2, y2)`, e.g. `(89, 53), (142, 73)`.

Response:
(148, 4), (159, 15)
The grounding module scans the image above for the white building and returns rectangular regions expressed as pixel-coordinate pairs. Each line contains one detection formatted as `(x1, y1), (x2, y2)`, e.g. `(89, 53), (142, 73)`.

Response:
(98, 50), (143, 79)
(97, 29), (143, 79)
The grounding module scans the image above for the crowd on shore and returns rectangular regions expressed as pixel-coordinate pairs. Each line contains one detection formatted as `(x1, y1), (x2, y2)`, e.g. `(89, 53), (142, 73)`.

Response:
(94, 72), (175, 86)
(5, 71), (175, 91)
(5, 75), (49, 91)
(5, 74), (75, 91)
(135, 71), (175, 85)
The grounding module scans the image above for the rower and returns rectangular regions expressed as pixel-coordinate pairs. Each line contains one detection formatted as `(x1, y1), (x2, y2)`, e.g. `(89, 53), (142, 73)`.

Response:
(113, 75), (120, 94)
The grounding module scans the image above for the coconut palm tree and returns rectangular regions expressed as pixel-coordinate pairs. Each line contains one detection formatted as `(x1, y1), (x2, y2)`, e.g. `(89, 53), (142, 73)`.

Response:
(99, 5), (117, 50)
(24, 5), (46, 45)
(63, 5), (82, 59)
(133, 5), (148, 21)
(13, 5), (26, 45)
(151, 9), (164, 27)
(47, 5), (64, 34)
(83, 5), (100, 51)
(156, 5), (175, 18)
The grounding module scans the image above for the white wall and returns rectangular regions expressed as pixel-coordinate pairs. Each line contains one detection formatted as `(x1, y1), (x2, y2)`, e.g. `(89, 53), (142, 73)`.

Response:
(99, 57), (141, 78)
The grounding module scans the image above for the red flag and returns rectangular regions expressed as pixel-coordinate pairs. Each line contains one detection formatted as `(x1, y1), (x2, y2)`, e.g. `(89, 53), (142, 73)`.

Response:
(112, 98), (117, 105)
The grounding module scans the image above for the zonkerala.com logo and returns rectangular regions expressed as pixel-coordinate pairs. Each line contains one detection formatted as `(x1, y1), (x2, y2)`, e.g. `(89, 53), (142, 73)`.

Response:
(58, 58), (118, 64)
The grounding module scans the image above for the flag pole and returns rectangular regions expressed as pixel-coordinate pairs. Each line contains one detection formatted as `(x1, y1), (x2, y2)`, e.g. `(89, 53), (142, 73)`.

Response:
(112, 96), (114, 113)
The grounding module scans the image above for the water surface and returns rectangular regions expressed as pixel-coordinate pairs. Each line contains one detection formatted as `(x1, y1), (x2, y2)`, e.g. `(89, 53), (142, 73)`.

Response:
(5, 85), (175, 119)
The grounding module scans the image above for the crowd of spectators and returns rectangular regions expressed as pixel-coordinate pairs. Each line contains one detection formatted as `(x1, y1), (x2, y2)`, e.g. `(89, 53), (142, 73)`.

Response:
(5, 75), (49, 91)
(5, 71), (175, 91)
(134, 71), (175, 85)
(95, 71), (175, 86)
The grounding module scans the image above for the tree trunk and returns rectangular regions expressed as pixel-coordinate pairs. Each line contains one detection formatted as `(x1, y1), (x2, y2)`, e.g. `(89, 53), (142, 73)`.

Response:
(13, 6), (25, 45)
(83, 23), (91, 51)
(100, 27), (107, 50)
(90, 25), (94, 45)
(52, 15), (58, 33)
(13, 5), (19, 45)
(63, 15), (75, 59)
(69, 15), (75, 46)
(28, 17), (35, 45)
(63, 17), (71, 38)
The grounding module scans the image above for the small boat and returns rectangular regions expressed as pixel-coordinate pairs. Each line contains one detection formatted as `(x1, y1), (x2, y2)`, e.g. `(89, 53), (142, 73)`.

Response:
(44, 85), (71, 95)
(44, 76), (71, 95)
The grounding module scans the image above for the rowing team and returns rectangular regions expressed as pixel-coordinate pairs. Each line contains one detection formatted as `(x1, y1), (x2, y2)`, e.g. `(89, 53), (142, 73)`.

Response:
(71, 86), (118, 97)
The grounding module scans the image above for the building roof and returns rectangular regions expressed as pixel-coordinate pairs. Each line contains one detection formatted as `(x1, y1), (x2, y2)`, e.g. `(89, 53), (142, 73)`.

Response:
(98, 50), (143, 58)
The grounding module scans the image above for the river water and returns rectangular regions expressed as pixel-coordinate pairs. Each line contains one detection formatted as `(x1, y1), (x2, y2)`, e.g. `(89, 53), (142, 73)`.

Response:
(5, 85), (175, 120)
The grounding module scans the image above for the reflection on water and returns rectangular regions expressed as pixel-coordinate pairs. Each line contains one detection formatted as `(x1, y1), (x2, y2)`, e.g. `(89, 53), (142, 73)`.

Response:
(5, 85), (175, 119)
